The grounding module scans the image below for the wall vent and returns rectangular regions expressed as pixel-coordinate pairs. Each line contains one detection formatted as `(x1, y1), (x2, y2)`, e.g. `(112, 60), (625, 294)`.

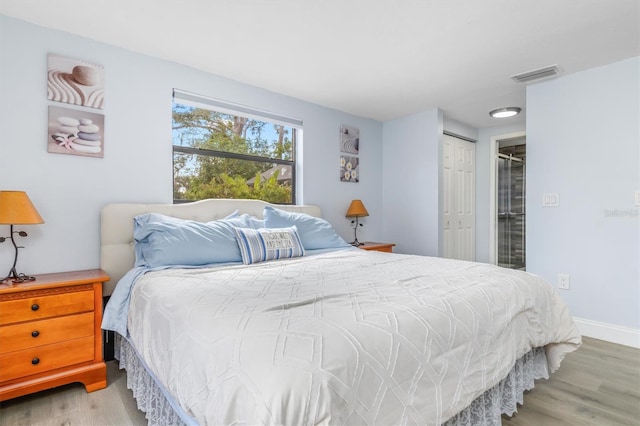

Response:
(511, 65), (561, 83)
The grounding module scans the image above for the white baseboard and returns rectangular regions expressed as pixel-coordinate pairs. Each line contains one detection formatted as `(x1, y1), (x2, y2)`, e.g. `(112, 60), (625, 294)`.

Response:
(573, 317), (640, 348)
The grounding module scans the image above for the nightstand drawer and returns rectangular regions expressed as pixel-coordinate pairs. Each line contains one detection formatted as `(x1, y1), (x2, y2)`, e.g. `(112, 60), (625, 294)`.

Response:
(0, 312), (94, 354)
(0, 336), (94, 382)
(0, 290), (94, 326)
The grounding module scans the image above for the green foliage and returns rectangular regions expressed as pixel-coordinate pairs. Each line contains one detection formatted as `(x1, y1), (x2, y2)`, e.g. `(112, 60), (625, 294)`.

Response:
(250, 170), (292, 204)
(179, 171), (291, 204)
(172, 103), (294, 203)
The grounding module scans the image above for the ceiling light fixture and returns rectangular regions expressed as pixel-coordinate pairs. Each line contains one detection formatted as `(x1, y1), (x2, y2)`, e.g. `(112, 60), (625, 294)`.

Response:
(489, 107), (521, 118)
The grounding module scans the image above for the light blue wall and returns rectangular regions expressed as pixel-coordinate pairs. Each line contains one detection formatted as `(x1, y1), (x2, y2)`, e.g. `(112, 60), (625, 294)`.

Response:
(0, 15), (383, 276)
(382, 108), (442, 255)
(443, 117), (479, 141)
(527, 57), (640, 329)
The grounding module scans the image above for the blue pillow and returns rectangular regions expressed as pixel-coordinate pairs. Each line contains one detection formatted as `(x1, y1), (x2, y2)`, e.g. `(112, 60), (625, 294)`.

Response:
(133, 213), (264, 267)
(233, 214), (265, 229)
(235, 226), (305, 265)
(133, 213), (185, 266)
(263, 206), (349, 250)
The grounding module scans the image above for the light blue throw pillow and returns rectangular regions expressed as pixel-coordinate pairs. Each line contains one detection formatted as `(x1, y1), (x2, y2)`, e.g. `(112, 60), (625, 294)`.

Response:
(235, 226), (305, 265)
(263, 206), (349, 250)
(133, 212), (264, 267)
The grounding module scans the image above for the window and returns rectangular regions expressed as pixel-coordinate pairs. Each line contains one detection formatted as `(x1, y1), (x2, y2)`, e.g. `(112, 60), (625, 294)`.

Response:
(172, 90), (301, 204)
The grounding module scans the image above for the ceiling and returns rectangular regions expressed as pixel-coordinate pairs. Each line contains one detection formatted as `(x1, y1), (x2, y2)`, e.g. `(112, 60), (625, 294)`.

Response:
(1, 1), (639, 128)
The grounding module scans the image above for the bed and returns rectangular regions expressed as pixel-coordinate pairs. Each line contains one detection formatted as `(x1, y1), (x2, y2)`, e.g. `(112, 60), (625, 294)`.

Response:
(100, 198), (581, 426)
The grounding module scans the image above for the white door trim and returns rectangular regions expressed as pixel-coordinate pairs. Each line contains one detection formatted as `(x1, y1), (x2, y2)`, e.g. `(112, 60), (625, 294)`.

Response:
(489, 131), (526, 265)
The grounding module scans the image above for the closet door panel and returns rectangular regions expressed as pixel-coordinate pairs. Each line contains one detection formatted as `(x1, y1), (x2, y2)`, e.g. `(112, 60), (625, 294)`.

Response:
(442, 135), (475, 261)
(442, 136), (455, 259)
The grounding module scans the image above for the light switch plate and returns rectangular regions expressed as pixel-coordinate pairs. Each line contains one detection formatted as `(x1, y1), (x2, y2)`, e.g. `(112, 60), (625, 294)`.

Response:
(635, 190), (640, 206)
(543, 193), (559, 207)
(558, 274), (570, 290)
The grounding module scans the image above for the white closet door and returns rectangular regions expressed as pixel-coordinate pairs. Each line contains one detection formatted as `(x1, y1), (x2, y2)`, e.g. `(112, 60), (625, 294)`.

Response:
(443, 135), (476, 261)
(442, 136), (455, 258)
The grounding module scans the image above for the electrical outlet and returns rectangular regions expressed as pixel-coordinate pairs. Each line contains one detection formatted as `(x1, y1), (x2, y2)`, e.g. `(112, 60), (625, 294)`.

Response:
(558, 274), (570, 290)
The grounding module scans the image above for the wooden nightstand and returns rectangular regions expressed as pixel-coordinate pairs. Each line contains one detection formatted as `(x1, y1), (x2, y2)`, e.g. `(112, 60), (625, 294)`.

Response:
(0, 269), (109, 401)
(358, 242), (396, 253)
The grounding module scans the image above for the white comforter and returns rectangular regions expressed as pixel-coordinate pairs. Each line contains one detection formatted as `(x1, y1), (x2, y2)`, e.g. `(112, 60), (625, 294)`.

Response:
(126, 249), (581, 425)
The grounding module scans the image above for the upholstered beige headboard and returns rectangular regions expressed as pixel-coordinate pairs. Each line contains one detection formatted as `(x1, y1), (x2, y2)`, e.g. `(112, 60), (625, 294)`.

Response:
(100, 199), (321, 296)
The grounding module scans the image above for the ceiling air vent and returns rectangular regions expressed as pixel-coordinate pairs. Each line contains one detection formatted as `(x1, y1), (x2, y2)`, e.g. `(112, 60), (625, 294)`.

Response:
(510, 65), (561, 83)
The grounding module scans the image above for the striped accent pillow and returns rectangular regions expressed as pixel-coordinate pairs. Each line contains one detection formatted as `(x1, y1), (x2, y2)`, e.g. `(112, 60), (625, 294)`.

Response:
(235, 226), (305, 265)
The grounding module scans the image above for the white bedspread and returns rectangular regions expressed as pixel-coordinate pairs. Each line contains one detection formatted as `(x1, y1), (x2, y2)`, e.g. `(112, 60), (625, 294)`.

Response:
(126, 249), (581, 425)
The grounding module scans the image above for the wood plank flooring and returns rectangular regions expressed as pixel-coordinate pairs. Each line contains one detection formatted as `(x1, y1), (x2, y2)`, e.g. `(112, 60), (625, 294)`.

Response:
(503, 337), (640, 426)
(0, 359), (147, 425)
(0, 336), (638, 425)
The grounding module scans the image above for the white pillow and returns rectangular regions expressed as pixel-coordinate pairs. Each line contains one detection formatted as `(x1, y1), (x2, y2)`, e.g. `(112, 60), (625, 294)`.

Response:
(235, 226), (305, 265)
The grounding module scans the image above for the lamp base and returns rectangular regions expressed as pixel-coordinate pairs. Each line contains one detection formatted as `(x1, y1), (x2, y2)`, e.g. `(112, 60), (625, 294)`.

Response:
(1, 224), (37, 284)
(349, 216), (365, 247)
(2, 268), (36, 284)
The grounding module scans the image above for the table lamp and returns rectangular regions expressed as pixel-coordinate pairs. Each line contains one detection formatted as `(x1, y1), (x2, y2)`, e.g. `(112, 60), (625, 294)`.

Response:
(0, 191), (45, 283)
(345, 199), (369, 246)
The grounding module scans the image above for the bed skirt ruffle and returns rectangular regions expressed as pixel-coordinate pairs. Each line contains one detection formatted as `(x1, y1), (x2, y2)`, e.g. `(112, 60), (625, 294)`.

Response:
(115, 334), (548, 426)
(443, 347), (549, 425)
(116, 334), (192, 426)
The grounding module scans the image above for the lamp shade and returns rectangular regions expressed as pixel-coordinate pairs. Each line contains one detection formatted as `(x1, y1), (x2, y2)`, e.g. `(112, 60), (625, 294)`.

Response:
(0, 191), (44, 225)
(346, 199), (369, 218)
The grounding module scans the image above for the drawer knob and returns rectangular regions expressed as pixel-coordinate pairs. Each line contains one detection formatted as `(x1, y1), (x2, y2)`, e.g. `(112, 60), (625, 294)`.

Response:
(31, 330), (40, 338)
(31, 357), (40, 365)
(31, 304), (39, 311)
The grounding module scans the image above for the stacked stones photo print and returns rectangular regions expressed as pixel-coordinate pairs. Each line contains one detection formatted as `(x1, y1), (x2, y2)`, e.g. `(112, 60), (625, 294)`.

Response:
(339, 125), (360, 183)
(48, 105), (104, 158)
(46, 53), (105, 158)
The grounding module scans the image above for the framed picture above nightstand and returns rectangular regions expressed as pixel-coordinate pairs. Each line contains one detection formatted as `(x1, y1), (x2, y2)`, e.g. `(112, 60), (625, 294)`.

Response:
(357, 242), (395, 253)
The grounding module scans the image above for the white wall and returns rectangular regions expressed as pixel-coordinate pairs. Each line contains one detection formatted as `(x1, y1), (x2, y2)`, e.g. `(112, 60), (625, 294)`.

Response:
(0, 15), (383, 277)
(382, 109), (442, 255)
(527, 57), (640, 331)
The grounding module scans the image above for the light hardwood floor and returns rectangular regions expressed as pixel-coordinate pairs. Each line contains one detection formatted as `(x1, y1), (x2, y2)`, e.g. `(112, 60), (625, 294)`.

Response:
(0, 337), (638, 425)
(503, 337), (640, 426)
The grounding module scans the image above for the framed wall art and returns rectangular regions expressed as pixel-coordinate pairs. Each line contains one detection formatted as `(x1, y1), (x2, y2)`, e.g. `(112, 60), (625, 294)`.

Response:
(48, 105), (105, 158)
(340, 125), (360, 182)
(47, 53), (105, 109)
(340, 155), (359, 183)
(340, 125), (359, 155)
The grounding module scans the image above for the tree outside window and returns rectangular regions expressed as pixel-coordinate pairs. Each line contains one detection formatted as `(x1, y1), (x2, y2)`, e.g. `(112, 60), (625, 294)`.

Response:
(172, 102), (297, 204)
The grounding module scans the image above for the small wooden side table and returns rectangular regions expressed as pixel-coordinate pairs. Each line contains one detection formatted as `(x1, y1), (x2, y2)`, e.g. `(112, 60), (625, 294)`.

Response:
(0, 269), (109, 401)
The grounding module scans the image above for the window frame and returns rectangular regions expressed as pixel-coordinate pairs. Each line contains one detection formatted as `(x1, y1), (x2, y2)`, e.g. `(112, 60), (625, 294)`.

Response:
(172, 89), (300, 204)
